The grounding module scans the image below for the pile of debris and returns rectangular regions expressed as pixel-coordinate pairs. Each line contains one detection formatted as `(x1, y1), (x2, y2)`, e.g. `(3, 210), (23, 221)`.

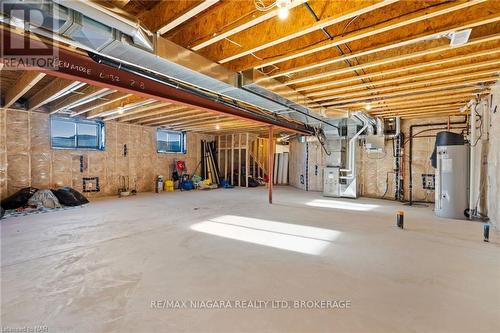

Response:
(0, 187), (89, 219)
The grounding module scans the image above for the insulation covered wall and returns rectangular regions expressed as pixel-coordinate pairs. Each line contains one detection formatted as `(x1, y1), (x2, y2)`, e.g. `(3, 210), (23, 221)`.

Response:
(0, 109), (6, 201)
(289, 140), (325, 192)
(0, 110), (212, 200)
(487, 84), (500, 228)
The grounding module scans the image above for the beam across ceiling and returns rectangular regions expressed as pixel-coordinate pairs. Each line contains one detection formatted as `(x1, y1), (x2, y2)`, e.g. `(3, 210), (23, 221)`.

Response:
(0, 30), (312, 134)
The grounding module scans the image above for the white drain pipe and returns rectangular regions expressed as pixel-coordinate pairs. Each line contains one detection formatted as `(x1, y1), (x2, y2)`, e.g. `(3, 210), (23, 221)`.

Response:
(340, 122), (369, 180)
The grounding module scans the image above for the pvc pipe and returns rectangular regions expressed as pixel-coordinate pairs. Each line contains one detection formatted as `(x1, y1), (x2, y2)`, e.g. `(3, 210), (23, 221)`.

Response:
(340, 123), (368, 179)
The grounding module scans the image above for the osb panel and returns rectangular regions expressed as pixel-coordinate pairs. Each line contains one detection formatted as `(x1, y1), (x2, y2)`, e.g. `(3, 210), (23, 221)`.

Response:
(2, 111), (212, 198)
(249, 1), (500, 74)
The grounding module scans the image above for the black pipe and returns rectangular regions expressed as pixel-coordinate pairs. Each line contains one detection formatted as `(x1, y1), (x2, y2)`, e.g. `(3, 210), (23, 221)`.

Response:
(408, 117), (467, 205)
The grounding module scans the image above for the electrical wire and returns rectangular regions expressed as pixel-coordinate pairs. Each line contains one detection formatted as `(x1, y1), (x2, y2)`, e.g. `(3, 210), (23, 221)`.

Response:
(254, 0), (277, 11)
(471, 103), (483, 147)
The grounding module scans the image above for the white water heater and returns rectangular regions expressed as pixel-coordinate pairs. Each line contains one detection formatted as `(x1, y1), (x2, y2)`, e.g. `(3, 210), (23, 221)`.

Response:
(434, 132), (469, 219)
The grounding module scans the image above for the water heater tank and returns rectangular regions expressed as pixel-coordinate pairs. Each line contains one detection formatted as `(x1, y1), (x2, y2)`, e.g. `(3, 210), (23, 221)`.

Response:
(434, 132), (469, 219)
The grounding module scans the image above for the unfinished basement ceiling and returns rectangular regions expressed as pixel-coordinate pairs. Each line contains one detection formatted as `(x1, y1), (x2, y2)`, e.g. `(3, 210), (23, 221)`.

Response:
(131, 0), (500, 119)
(0, 0), (499, 131)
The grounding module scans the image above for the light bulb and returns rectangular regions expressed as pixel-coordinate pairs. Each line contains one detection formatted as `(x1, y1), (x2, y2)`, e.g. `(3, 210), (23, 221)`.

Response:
(365, 103), (372, 111)
(215, 124), (220, 130)
(278, 7), (289, 20)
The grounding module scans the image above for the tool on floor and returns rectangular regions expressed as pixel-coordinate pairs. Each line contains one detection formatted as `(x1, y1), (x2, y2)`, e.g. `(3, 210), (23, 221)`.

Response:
(397, 211), (404, 229)
(483, 224), (490, 242)
(155, 175), (164, 193)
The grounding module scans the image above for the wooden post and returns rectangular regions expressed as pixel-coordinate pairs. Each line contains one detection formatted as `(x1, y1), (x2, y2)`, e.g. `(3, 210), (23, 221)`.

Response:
(217, 135), (221, 170)
(224, 134), (228, 181)
(230, 134), (234, 185)
(238, 133), (241, 187)
(268, 126), (273, 204)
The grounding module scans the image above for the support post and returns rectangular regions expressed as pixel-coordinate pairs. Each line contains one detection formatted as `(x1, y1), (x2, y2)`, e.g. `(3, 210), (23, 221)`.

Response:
(268, 126), (274, 204)
(245, 133), (249, 188)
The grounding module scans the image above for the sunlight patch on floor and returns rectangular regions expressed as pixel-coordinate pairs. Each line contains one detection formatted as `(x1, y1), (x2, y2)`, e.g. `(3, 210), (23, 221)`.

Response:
(191, 215), (341, 255)
(306, 199), (379, 211)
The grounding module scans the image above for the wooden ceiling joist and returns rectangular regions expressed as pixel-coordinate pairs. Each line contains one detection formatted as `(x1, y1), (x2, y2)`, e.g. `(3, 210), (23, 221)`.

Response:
(171, 119), (253, 130)
(86, 95), (146, 119)
(3, 71), (45, 108)
(295, 41), (500, 91)
(153, 114), (225, 127)
(324, 88), (484, 110)
(134, 111), (202, 125)
(71, 92), (131, 117)
(104, 102), (173, 121)
(400, 111), (466, 119)
(190, 0), (307, 51)
(217, 0), (398, 64)
(305, 59), (500, 98)
(265, 14), (500, 79)
(27, 78), (79, 111)
(373, 107), (461, 116)
(181, 122), (264, 132)
(110, 105), (187, 122)
(156, 1), (220, 35)
(311, 70), (500, 103)
(287, 34), (500, 86)
(319, 76), (496, 107)
(49, 86), (111, 114)
(370, 103), (466, 115)
(135, 108), (202, 124)
(251, 0), (488, 70)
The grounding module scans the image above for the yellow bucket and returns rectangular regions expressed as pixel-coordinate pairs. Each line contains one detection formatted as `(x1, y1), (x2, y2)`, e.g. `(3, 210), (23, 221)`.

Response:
(165, 180), (174, 192)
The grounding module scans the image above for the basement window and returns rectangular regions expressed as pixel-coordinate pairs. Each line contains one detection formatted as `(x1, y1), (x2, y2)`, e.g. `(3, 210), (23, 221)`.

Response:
(51, 117), (105, 150)
(157, 129), (186, 154)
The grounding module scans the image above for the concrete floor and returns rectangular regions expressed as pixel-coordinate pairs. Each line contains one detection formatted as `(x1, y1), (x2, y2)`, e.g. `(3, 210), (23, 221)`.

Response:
(1, 186), (499, 333)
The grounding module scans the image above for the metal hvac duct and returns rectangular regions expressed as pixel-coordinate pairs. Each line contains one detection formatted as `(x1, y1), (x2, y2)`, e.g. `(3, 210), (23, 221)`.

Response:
(0, 0), (342, 129)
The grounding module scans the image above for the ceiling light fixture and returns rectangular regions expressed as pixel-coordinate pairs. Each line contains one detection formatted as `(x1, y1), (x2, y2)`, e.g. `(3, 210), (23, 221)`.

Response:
(365, 103), (372, 111)
(215, 124), (220, 130)
(276, 0), (291, 20)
